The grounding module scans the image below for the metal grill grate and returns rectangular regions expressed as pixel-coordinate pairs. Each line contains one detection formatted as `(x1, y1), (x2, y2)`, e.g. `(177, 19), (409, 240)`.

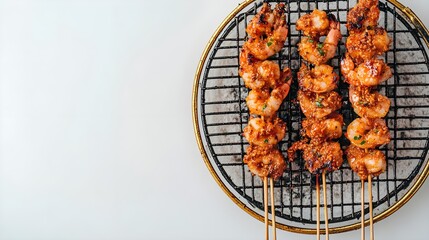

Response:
(194, 0), (429, 233)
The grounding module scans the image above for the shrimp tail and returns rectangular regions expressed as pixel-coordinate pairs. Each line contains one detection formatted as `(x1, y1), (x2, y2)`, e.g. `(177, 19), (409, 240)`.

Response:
(277, 67), (292, 98)
(327, 12), (338, 23)
(281, 67), (292, 84)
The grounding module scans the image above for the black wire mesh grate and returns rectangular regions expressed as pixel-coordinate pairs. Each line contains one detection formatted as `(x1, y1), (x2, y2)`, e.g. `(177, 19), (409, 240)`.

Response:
(196, 0), (429, 231)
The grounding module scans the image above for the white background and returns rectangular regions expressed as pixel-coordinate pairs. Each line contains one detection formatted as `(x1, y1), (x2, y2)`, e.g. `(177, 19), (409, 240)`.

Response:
(0, 0), (428, 239)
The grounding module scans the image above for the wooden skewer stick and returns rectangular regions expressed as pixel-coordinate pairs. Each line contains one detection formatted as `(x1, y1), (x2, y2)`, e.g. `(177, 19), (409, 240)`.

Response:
(270, 178), (277, 240)
(361, 179), (365, 240)
(316, 175), (320, 240)
(322, 171), (329, 240)
(264, 177), (269, 240)
(368, 175), (374, 240)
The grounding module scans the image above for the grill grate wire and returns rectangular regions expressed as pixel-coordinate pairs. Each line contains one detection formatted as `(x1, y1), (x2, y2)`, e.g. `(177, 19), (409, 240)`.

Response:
(196, 0), (429, 231)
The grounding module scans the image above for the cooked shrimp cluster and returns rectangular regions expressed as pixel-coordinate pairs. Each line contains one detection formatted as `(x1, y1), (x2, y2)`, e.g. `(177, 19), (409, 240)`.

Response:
(297, 9), (342, 65)
(245, 2), (288, 60)
(240, 3), (290, 180)
(346, 0), (380, 31)
(288, 139), (343, 174)
(297, 90), (342, 119)
(301, 113), (343, 140)
(346, 117), (390, 149)
(288, 9), (343, 175)
(345, 145), (386, 180)
(298, 63), (339, 93)
(244, 145), (286, 180)
(243, 116), (286, 146)
(343, 0), (392, 180)
(349, 85), (390, 118)
(246, 69), (292, 117)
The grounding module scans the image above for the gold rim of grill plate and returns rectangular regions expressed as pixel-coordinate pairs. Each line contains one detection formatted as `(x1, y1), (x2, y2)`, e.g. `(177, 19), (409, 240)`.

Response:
(192, 0), (429, 234)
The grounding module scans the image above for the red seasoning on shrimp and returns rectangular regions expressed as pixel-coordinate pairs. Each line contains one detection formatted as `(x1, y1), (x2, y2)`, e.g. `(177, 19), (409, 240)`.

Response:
(297, 10), (342, 65)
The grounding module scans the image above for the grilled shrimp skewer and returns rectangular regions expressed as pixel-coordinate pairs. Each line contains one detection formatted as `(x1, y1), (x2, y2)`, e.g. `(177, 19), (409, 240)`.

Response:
(241, 3), (290, 240)
(292, 8), (344, 240)
(344, 0), (392, 239)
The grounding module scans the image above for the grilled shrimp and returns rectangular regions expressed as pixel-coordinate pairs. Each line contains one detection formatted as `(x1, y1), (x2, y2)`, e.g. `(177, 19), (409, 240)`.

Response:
(298, 12), (341, 65)
(287, 139), (343, 174)
(297, 90), (342, 119)
(298, 63), (339, 93)
(296, 9), (331, 37)
(243, 116), (286, 146)
(341, 54), (392, 86)
(239, 45), (282, 89)
(349, 86), (391, 118)
(246, 69), (292, 117)
(346, 117), (390, 149)
(347, 0), (380, 32)
(346, 144), (386, 179)
(301, 113), (343, 140)
(243, 145), (286, 180)
(245, 3), (288, 60)
(346, 27), (391, 63)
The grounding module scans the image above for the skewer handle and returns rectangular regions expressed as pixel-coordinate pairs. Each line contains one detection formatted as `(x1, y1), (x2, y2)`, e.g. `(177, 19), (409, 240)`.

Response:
(368, 176), (374, 240)
(270, 178), (277, 240)
(361, 179), (365, 240)
(264, 177), (269, 240)
(322, 172), (329, 240)
(316, 175), (320, 240)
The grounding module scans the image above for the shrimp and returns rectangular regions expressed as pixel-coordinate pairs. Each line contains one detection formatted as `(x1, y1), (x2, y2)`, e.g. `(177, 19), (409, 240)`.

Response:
(347, 0), (380, 32)
(345, 145), (386, 179)
(297, 90), (342, 119)
(301, 113), (343, 140)
(346, 117), (390, 149)
(298, 63), (339, 93)
(341, 54), (392, 86)
(297, 12), (342, 65)
(243, 116), (286, 146)
(349, 86), (391, 118)
(243, 145), (286, 180)
(246, 69), (292, 117)
(245, 3), (288, 60)
(296, 9), (330, 37)
(346, 27), (391, 63)
(239, 45), (288, 89)
(287, 139), (343, 174)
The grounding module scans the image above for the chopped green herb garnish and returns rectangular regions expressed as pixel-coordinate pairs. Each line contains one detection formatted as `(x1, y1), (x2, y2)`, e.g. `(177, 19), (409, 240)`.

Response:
(354, 135), (362, 140)
(317, 43), (325, 56)
(267, 38), (273, 47)
(307, 36), (314, 43)
(358, 100), (369, 106)
(360, 140), (366, 145)
(374, 128), (379, 133)
(262, 103), (267, 110)
(264, 139), (269, 144)
(315, 98), (324, 108)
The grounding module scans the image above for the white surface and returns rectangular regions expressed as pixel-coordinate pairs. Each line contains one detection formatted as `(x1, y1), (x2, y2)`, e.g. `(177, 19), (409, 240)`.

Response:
(0, 0), (428, 239)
